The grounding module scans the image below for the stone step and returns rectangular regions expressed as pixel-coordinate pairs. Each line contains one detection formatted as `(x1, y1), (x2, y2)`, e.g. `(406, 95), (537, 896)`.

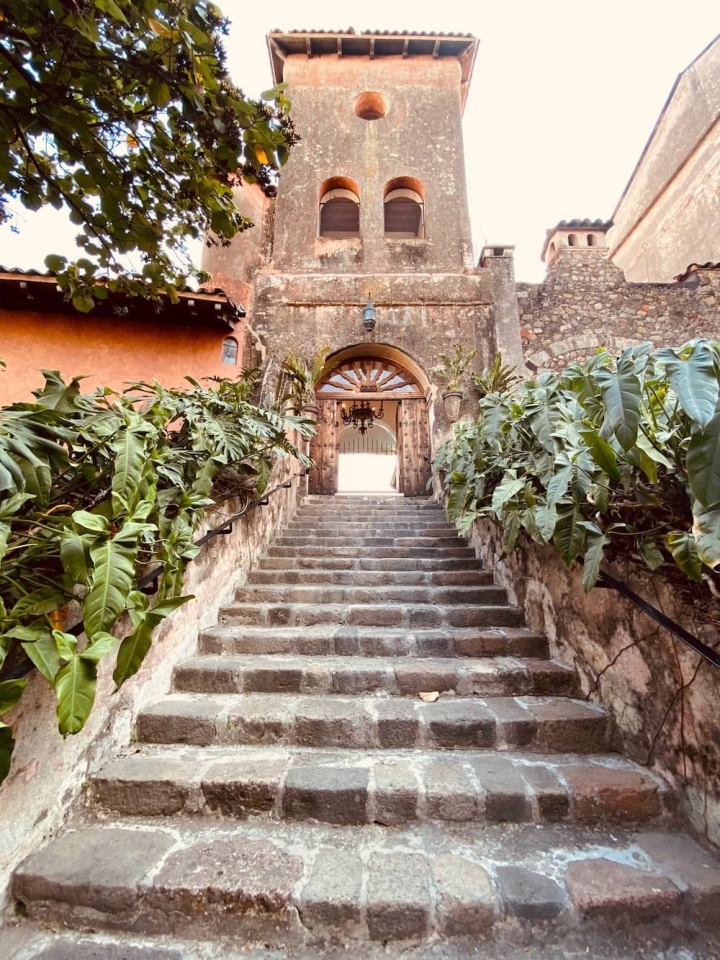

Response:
(135, 693), (611, 753)
(233, 584), (507, 606)
(248, 568), (489, 586)
(265, 544), (475, 559)
(199, 625), (549, 659)
(258, 554), (478, 570)
(173, 655), (577, 698)
(285, 522), (457, 534)
(90, 744), (670, 828)
(217, 602), (523, 629)
(274, 535), (464, 547)
(14, 821), (720, 943)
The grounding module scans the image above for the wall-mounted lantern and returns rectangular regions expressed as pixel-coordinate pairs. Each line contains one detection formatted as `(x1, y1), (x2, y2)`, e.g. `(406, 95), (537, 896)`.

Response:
(363, 296), (376, 333)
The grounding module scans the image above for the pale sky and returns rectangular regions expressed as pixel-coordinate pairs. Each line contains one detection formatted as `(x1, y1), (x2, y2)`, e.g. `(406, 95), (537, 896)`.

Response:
(0, 0), (717, 282)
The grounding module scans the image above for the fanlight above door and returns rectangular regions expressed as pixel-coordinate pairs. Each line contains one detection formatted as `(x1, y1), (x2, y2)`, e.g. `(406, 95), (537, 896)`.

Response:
(317, 357), (423, 397)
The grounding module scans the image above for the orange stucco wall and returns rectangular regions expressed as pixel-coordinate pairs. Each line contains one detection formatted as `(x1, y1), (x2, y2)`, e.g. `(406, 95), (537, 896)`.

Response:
(0, 309), (245, 405)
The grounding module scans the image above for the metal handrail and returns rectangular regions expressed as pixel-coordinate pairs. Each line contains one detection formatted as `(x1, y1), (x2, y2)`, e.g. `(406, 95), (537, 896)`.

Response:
(596, 569), (720, 671)
(3, 468), (309, 682)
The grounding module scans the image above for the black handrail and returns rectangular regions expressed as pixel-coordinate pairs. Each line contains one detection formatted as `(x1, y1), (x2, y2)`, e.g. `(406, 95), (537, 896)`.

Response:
(596, 570), (720, 671)
(3, 468), (309, 682)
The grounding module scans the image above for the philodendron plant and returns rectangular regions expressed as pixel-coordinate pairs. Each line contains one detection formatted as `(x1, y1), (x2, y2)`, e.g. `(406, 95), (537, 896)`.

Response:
(435, 345), (477, 393)
(280, 346), (331, 412)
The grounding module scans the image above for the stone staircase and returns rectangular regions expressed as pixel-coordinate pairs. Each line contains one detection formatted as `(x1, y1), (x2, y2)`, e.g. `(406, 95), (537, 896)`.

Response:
(9, 495), (720, 956)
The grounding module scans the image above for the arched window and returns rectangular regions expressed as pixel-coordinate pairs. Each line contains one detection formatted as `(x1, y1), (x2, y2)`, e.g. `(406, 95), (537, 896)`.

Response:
(221, 337), (238, 365)
(319, 179), (360, 238)
(549, 242), (556, 257)
(587, 234), (596, 246)
(384, 178), (425, 239)
(568, 234), (578, 247)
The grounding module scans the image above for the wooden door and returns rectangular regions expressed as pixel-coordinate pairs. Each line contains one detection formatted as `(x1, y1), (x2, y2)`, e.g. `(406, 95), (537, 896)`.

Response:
(396, 399), (431, 496)
(308, 399), (339, 495)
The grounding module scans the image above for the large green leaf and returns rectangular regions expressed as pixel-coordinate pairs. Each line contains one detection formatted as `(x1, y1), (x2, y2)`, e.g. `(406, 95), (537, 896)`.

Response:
(447, 481), (470, 522)
(113, 595), (191, 688)
(11, 587), (67, 619)
(657, 341), (719, 429)
(0, 723), (15, 783)
(83, 539), (136, 638)
(54, 655), (97, 736)
(666, 532), (703, 582)
(595, 354), (642, 450)
(546, 465), (572, 507)
(687, 414), (720, 508)
(534, 504), (558, 543)
(111, 422), (152, 514)
(692, 503), (720, 570)
(0, 678), (27, 715)
(553, 507), (586, 565)
(60, 529), (91, 585)
(580, 429), (621, 483)
(491, 475), (524, 516)
(22, 633), (62, 684)
(582, 529), (608, 591)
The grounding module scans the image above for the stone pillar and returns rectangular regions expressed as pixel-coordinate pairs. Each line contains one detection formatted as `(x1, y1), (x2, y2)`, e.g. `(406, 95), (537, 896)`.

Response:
(480, 246), (525, 376)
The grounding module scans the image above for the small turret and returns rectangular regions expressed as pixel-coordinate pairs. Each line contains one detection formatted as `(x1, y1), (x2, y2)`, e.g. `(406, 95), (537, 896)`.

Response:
(541, 219), (613, 267)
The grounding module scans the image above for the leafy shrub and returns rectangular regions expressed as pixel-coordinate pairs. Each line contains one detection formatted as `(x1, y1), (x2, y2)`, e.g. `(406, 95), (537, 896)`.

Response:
(0, 370), (312, 780)
(435, 341), (720, 595)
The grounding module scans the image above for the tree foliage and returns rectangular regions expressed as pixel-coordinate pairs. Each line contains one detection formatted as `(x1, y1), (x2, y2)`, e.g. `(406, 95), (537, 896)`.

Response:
(0, 368), (312, 781)
(435, 341), (720, 594)
(0, 0), (298, 308)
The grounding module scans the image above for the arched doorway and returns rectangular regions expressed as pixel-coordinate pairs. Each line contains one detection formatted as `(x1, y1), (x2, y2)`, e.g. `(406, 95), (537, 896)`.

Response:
(308, 351), (432, 496)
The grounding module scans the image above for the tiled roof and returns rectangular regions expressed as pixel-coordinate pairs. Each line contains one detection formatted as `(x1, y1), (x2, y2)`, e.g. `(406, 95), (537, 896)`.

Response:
(0, 267), (244, 329)
(675, 262), (720, 282)
(267, 30), (478, 109)
(540, 220), (613, 259)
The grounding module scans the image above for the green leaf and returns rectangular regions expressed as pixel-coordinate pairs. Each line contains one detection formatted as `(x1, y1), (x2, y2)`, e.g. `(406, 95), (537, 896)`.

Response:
(11, 588), (66, 619)
(0, 678), (27, 715)
(54, 655), (97, 736)
(22, 632), (62, 684)
(554, 506), (586, 565)
(52, 629), (77, 660)
(111, 423), (151, 513)
(83, 539), (136, 638)
(639, 539), (665, 571)
(44, 254), (67, 273)
(80, 632), (116, 663)
(596, 354), (642, 450)
(657, 340), (719, 429)
(692, 503), (720, 570)
(491, 475), (524, 515)
(60, 529), (91, 585)
(72, 510), (110, 535)
(546, 466), (572, 507)
(447, 482), (470, 522)
(666, 532), (703, 582)
(0, 522), (9, 565)
(0, 723), (16, 783)
(501, 512), (521, 555)
(582, 530), (608, 591)
(534, 503), (558, 543)
(581, 429), (621, 483)
(113, 621), (153, 688)
(687, 413), (720, 508)
(0, 491), (35, 520)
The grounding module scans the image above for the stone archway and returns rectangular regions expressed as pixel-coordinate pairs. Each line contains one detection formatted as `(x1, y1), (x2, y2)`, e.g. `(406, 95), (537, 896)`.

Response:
(308, 347), (432, 496)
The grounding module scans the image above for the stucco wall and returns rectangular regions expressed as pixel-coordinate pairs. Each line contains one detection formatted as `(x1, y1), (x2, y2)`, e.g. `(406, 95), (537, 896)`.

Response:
(517, 249), (720, 372)
(469, 518), (720, 848)
(0, 455), (303, 910)
(0, 308), (245, 405)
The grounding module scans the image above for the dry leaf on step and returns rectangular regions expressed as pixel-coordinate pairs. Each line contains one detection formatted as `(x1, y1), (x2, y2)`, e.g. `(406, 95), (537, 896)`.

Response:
(419, 691), (439, 703)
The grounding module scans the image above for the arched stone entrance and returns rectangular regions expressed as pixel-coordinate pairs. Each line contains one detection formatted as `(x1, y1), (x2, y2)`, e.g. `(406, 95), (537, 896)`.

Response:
(308, 346), (432, 496)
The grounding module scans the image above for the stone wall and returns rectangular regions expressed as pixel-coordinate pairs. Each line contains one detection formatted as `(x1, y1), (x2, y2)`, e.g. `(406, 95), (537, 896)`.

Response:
(517, 249), (720, 372)
(0, 453), (304, 910)
(469, 518), (720, 848)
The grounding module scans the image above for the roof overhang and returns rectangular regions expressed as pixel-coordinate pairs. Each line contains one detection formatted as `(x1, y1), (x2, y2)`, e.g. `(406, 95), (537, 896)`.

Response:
(0, 271), (245, 330)
(267, 30), (478, 110)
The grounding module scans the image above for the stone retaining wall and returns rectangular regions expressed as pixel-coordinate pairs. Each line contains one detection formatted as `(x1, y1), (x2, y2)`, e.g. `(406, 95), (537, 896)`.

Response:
(469, 518), (720, 848)
(517, 250), (720, 372)
(0, 453), (304, 910)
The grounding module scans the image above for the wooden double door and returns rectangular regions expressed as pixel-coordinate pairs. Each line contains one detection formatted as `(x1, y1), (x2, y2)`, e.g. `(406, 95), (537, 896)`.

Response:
(308, 397), (431, 496)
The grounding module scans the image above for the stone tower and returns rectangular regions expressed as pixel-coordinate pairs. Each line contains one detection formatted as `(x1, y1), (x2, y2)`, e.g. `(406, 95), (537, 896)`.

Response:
(204, 29), (523, 494)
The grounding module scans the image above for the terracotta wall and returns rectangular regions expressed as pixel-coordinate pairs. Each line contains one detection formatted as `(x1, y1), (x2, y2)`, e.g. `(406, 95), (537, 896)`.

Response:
(0, 308), (246, 405)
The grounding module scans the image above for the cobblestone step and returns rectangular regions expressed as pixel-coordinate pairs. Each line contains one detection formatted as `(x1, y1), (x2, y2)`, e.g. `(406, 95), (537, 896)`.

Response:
(14, 822), (720, 943)
(199, 625), (549, 659)
(233, 583), (507, 605)
(217, 602), (523, 629)
(265, 544), (475, 559)
(248, 567), (489, 585)
(173, 655), (577, 698)
(284, 523), (458, 535)
(274, 535), (465, 547)
(257, 554), (479, 570)
(90, 745), (670, 827)
(135, 693), (611, 753)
